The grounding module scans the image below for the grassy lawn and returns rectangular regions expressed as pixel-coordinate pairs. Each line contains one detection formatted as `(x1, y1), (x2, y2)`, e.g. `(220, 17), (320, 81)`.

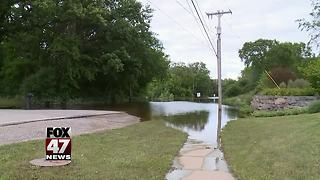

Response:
(221, 113), (320, 180)
(0, 97), (23, 109)
(0, 120), (187, 180)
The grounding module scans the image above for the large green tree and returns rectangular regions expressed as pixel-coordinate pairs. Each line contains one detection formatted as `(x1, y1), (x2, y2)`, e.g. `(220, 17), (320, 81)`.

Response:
(0, 0), (168, 103)
(238, 39), (312, 86)
(298, 0), (320, 92)
(147, 62), (213, 100)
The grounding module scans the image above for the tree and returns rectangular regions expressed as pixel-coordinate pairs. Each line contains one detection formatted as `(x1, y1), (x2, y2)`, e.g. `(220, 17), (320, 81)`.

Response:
(239, 39), (278, 82)
(147, 62), (213, 101)
(299, 60), (320, 93)
(0, 0), (169, 103)
(239, 39), (278, 68)
(298, 0), (320, 47)
(238, 39), (313, 87)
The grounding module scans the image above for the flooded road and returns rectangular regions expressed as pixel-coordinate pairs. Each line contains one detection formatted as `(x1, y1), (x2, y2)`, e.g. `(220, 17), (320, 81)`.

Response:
(150, 102), (237, 147)
(31, 101), (237, 179)
(101, 101), (238, 147)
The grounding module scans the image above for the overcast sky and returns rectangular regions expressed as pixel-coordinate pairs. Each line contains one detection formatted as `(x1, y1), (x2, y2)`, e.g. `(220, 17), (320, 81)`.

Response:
(137, 0), (313, 79)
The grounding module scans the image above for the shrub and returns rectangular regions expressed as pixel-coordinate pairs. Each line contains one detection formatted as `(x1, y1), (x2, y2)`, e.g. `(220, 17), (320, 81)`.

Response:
(253, 108), (308, 117)
(308, 100), (320, 113)
(257, 74), (277, 89)
(299, 60), (320, 93)
(224, 84), (241, 97)
(260, 88), (317, 96)
(269, 66), (297, 85)
(0, 97), (24, 109)
(279, 82), (287, 88)
(238, 105), (254, 118)
(287, 79), (311, 88)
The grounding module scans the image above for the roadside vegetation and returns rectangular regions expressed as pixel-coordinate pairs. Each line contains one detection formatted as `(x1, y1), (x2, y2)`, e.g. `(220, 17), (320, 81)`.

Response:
(0, 120), (187, 179)
(221, 113), (320, 180)
(0, 97), (23, 109)
(252, 107), (309, 117)
(222, 39), (318, 116)
(221, 2), (320, 179)
(0, 0), (169, 105)
(146, 62), (214, 101)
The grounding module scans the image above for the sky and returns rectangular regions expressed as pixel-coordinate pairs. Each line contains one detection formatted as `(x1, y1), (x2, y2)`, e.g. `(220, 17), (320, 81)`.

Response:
(137, 0), (313, 79)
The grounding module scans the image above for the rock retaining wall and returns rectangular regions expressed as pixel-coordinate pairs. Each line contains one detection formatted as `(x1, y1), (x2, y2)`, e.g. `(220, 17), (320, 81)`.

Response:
(251, 95), (320, 110)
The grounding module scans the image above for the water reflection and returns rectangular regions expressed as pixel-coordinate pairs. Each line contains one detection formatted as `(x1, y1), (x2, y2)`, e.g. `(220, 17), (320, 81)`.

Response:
(150, 102), (237, 146)
(163, 111), (209, 131)
(79, 101), (237, 147)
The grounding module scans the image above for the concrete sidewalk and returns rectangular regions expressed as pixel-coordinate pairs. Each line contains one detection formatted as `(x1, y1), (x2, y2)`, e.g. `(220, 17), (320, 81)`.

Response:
(0, 110), (120, 126)
(166, 139), (234, 180)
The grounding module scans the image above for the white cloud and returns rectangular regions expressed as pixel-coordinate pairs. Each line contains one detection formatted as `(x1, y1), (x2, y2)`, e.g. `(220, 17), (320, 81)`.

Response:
(138, 0), (313, 79)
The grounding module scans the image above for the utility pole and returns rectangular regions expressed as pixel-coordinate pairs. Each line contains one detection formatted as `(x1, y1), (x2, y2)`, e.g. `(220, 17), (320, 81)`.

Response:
(207, 10), (232, 149)
(206, 10), (232, 113)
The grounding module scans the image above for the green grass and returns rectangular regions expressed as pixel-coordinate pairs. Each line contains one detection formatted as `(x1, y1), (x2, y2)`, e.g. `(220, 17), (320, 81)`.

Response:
(223, 91), (255, 117)
(252, 108), (309, 117)
(0, 97), (23, 109)
(221, 113), (320, 180)
(0, 120), (187, 180)
(259, 88), (317, 96)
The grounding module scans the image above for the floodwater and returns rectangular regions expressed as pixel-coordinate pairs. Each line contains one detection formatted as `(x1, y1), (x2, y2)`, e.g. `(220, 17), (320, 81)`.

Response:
(103, 101), (238, 147)
(150, 102), (237, 146)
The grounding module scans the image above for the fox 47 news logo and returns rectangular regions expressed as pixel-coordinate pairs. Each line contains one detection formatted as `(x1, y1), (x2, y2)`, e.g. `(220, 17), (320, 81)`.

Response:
(46, 127), (71, 160)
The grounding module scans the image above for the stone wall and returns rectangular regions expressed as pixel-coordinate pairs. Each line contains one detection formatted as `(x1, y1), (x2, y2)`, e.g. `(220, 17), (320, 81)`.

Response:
(251, 95), (320, 110)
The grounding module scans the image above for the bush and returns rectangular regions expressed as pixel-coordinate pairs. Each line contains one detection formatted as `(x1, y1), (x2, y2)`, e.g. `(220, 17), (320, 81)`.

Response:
(260, 88), (317, 96)
(253, 108), (308, 117)
(224, 84), (241, 97)
(0, 97), (24, 109)
(269, 67), (297, 85)
(308, 100), (320, 113)
(223, 91), (255, 118)
(257, 74), (277, 90)
(299, 60), (320, 93)
(287, 79), (311, 89)
(238, 105), (254, 118)
(279, 82), (287, 88)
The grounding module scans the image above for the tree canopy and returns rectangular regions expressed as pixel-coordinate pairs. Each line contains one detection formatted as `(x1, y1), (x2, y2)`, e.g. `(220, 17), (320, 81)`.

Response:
(147, 62), (213, 101)
(0, 0), (169, 103)
(238, 39), (313, 86)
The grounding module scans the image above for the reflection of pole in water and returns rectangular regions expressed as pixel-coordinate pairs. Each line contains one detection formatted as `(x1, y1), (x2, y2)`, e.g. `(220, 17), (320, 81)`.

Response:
(216, 107), (222, 149)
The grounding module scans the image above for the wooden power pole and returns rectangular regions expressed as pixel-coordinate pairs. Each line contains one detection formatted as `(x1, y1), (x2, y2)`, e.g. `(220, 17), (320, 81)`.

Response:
(206, 10), (232, 113)
(207, 10), (232, 148)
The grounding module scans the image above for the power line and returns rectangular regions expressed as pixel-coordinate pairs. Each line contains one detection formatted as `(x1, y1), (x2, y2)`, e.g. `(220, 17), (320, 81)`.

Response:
(175, 0), (214, 51)
(145, 0), (213, 51)
(194, 0), (212, 34)
(175, 0), (194, 16)
(190, 0), (217, 56)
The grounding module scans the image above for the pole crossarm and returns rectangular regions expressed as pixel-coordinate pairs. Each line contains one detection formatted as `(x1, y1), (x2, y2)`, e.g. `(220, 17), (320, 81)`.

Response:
(206, 10), (232, 18)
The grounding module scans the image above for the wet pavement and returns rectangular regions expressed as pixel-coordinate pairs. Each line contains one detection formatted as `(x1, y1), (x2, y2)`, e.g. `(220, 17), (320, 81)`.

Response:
(166, 139), (234, 180)
(0, 110), (140, 145)
(0, 110), (120, 126)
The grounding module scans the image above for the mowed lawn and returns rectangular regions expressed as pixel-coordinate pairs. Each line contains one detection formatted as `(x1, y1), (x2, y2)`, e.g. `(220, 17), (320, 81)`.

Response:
(0, 120), (187, 180)
(222, 113), (320, 180)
